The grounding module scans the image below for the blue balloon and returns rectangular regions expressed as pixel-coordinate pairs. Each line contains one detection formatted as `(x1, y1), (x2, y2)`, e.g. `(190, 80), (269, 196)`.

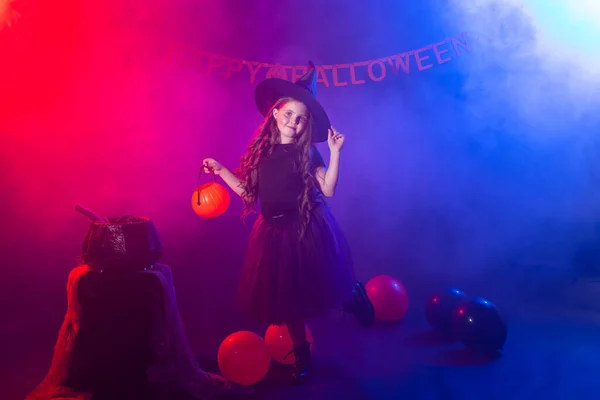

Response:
(452, 297), (507, 353)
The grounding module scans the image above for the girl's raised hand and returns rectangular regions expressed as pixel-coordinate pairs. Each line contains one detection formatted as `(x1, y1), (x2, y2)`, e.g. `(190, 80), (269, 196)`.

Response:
(327, 126), (345, 153)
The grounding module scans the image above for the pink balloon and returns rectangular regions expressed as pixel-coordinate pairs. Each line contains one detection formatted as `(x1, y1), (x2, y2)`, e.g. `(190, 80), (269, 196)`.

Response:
(366, 275), (409, 322)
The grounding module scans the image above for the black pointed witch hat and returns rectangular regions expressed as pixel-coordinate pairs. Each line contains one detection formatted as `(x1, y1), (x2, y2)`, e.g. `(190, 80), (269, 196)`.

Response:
(254, 61), (330, 143)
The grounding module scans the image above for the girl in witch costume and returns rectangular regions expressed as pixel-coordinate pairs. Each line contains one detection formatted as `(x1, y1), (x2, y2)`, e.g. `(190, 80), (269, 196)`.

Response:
(203, 62), (367, 384)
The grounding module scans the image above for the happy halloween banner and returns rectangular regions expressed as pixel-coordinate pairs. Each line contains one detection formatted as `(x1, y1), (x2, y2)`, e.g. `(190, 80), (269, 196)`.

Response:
(165, 32), (470, 87)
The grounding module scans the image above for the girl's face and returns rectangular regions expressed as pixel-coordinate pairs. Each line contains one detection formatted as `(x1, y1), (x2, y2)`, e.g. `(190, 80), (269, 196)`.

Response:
(272, 100), (309, 143)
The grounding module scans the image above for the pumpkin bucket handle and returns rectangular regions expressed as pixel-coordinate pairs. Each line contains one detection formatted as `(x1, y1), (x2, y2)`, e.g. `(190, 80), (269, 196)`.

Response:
(74, 203), (109, 223)
(196, 163), (217, 206)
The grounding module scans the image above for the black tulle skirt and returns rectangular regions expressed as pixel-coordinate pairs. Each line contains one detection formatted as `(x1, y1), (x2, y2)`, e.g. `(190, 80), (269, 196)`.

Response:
(236, 203), (355, 325)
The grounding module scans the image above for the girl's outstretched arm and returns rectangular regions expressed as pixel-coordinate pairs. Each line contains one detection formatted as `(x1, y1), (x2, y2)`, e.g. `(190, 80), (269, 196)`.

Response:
(202, 158), (246, 197)
(219, 168), (246, 197)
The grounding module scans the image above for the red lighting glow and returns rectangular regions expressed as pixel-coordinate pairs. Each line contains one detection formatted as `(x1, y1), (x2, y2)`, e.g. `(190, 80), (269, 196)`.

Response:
(0, 0), (19, 30)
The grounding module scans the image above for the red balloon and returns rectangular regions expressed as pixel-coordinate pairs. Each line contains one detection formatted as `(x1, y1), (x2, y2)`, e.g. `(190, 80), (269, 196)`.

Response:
(191, 182), (230, 218)
(217, 331), (271, 386)
(365, 275), (409, 322)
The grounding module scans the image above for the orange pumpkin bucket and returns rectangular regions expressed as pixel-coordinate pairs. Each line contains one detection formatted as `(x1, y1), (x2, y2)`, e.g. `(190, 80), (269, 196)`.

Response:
(191, 165), (230, 218)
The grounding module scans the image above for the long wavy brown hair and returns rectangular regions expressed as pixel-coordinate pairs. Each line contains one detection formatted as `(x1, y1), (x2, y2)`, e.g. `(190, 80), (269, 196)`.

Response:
(234, 97), (323, 238)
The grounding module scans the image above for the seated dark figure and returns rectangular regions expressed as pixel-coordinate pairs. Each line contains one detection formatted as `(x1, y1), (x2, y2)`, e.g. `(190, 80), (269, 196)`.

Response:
(66, 268), (163, 399)
(27, 214), (249, 400)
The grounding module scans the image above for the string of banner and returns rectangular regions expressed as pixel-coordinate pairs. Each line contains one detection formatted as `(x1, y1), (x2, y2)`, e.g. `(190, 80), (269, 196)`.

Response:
(165, 32), (471, 87)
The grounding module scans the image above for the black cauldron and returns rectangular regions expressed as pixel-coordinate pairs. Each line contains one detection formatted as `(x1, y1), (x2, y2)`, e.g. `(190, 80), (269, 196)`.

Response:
(82, 215), (162, 271)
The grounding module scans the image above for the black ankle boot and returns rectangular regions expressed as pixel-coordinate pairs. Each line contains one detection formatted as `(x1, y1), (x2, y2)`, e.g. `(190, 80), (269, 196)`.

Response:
(291, 342), (311, 384)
